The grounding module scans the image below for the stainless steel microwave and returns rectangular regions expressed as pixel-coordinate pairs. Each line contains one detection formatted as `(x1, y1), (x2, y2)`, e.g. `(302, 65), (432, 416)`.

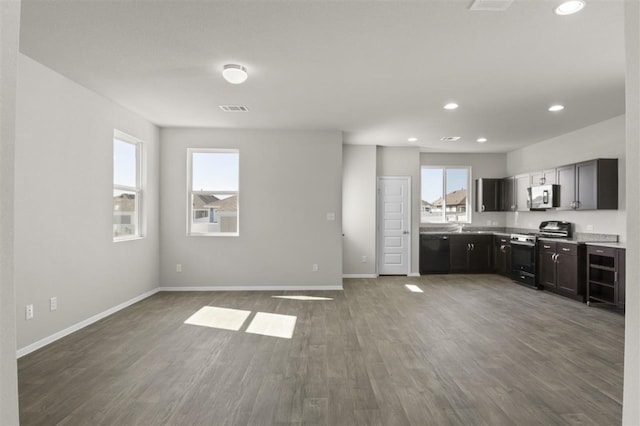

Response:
(528, 184), (559, 210)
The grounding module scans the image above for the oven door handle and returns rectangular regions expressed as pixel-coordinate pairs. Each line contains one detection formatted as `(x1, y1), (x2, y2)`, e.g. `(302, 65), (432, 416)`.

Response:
(510, 241), (535, 247)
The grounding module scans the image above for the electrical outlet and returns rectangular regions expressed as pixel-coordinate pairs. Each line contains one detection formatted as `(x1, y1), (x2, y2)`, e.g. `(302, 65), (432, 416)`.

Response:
(361, 256), (367, 263)
(25, 304), (34, 320)
(50, 297), (57, 311)
(176, 264), (182, 273)
(312, 264), (319, 272)
(326, 212), (335, 221)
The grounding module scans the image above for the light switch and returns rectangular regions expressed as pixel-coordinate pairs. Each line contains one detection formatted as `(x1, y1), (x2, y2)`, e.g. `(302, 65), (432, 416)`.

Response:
(326, 212), (335, 221)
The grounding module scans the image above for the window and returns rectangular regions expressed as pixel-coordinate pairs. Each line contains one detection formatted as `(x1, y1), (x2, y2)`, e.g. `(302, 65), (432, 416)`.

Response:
(188, 149), (239, 236)
(421, 166), (471, 223)
(113, 130), (143, 240)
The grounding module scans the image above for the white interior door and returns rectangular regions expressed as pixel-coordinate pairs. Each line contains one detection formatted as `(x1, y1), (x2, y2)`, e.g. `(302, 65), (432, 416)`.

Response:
(377, 176), (411, 275)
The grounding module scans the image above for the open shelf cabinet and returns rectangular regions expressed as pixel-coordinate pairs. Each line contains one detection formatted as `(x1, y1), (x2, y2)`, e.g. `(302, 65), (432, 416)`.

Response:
(586, 245), (625, 311)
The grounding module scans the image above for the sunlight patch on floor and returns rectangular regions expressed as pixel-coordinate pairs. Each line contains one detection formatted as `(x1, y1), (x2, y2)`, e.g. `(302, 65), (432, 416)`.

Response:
(271, 295), (333, 301)
(405, 284), (424, 293)
(245, 312), (297, 339)
(184, 306), (251, 331)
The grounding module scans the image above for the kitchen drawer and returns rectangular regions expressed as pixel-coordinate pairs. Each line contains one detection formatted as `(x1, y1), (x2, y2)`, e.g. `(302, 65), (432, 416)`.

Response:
(557, 242), (577, 256)
(587, 245), (616, 257)
(539, 241), (556, 252)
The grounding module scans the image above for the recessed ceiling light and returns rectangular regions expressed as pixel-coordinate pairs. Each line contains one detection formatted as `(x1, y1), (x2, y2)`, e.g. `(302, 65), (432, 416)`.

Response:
(441, 136), (461, 141)
(444, 103), (459, 110)
(477, 137), (487, 143)
(408, 137), (418, 142)
(222, 64), (248, 84)
(554, 0), (585, 15)
(548, 104), (565, 112)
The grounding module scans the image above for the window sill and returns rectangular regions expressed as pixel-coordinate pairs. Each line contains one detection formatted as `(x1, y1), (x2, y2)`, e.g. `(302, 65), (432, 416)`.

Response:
(188, 233), (239, 238)
(113, 235), (145, 243)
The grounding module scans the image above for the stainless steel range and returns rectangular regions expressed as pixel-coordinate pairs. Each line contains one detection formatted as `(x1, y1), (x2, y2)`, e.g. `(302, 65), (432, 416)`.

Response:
(510, 221), (572, 288)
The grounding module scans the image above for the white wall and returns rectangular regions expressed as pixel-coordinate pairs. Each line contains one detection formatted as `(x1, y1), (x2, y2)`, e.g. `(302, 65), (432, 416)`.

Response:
(506, 115), (626, 239)
(342, 145), (377, 276)
(420, 152), (508, 227)
(376, 146), (421, 275)
(623, 1), (639, 423)
(160, 128), (343, 289)
(0, 1), (21, 423)
(14, 54), (160, 349)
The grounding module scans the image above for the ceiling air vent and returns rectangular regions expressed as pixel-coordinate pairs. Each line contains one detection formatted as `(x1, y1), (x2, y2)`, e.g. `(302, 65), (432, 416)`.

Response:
(219, 105), (249, 112)
(469, 0), (514, 11)
(441, 136), (461, 142)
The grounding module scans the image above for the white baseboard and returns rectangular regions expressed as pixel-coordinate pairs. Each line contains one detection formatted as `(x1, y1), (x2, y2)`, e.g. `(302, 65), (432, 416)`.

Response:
(160, 285), (343, 291)
(16, 288), (160, 358)
(342, 274), (378, 279)
(408, 273), (421, 277)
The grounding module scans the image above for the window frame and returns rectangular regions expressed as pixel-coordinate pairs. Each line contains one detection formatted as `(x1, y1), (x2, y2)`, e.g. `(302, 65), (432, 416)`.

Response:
(420, 165), (472, 224)
(187, 148), (239, 237)
(113, 130), (144, 241)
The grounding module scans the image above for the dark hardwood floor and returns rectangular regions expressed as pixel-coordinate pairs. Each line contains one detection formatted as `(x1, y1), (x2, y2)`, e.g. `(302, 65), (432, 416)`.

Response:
(18, 275), (624, 425)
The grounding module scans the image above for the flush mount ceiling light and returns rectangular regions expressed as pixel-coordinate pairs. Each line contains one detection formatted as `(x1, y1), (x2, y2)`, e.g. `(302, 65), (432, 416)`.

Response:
(222, 64), (248, 84)
(443, 103), (459, 110)
(408, 137), (418, 142)
(477, 137), (488, 143)
(548, 104), (565, 112)
(554, 0), (585, 15)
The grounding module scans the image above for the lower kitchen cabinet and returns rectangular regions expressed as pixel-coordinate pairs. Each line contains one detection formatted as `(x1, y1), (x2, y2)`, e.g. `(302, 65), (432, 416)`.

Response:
(538, 240), (585, 301)
(449, 235), (492, 273)
(587, 245), (625, 310)
(493, 235), (511, 277)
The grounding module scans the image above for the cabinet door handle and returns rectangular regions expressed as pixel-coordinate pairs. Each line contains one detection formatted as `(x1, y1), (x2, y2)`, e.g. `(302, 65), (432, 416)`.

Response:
(562, 248), (571, 252)
(500, 245), (506, 252)
(481, 204), (486, 212)
(596, 249), (604, 253)
(615, 271), (618, 283)
(570, 201), (576, 209)
(543, 245), (551, 249)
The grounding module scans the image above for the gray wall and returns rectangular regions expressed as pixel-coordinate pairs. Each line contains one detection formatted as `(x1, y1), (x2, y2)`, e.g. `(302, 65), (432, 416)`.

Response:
(623, 1), (639, 423)
(0, 1), (20, 423)
(160, 128), (343, 289)
(506, 115), (626, 239)
(420, 152), (508, 227)
(14, 55), (160, 349)
(342, 145), (377, 276)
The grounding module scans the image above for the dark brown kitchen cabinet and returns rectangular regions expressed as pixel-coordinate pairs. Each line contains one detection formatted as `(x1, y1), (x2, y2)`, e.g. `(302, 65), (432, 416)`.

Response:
(449, 235), (492, 273)
(556, 164), (576, 210)
(556, 159), (618, 210)
(587, 245), (625, 310)
(502, 175), (529, 211)
(502, 177), (515, 211)
(538, 240), (585, 301)
(493, 235), (511, 277)
(475, 178), (502, 212)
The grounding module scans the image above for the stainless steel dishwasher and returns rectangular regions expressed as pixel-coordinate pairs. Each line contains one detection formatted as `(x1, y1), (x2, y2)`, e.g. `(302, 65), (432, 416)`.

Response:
(419, 234), (450, 274)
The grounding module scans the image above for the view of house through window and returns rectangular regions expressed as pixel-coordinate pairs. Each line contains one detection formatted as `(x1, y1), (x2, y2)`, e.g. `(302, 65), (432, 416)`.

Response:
(189, 150), (239, 235)
(113, 131), (142, 240)
(421, 166), (471, 223)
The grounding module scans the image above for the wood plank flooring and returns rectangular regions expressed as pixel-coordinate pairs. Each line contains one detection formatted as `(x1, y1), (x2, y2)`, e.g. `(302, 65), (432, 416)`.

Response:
(18, 275), (625, 425)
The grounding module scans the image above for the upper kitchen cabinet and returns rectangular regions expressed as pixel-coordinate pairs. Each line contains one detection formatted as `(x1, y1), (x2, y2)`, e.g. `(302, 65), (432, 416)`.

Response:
(502, 177), (515, 211)
(501, 174), (529, 211)
(557, 159), (618, 210)
(475, 178), (502, 212)
(530, 169), (556, 186)
(514, 174), (530, 211)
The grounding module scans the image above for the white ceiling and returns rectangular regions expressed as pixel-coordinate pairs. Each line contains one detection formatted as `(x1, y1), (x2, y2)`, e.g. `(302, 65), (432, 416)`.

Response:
(19, 0), (625, 153)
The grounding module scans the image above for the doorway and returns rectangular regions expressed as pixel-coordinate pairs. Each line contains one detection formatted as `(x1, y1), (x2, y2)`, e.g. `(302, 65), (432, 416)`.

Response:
(377, 176), (411, 275)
